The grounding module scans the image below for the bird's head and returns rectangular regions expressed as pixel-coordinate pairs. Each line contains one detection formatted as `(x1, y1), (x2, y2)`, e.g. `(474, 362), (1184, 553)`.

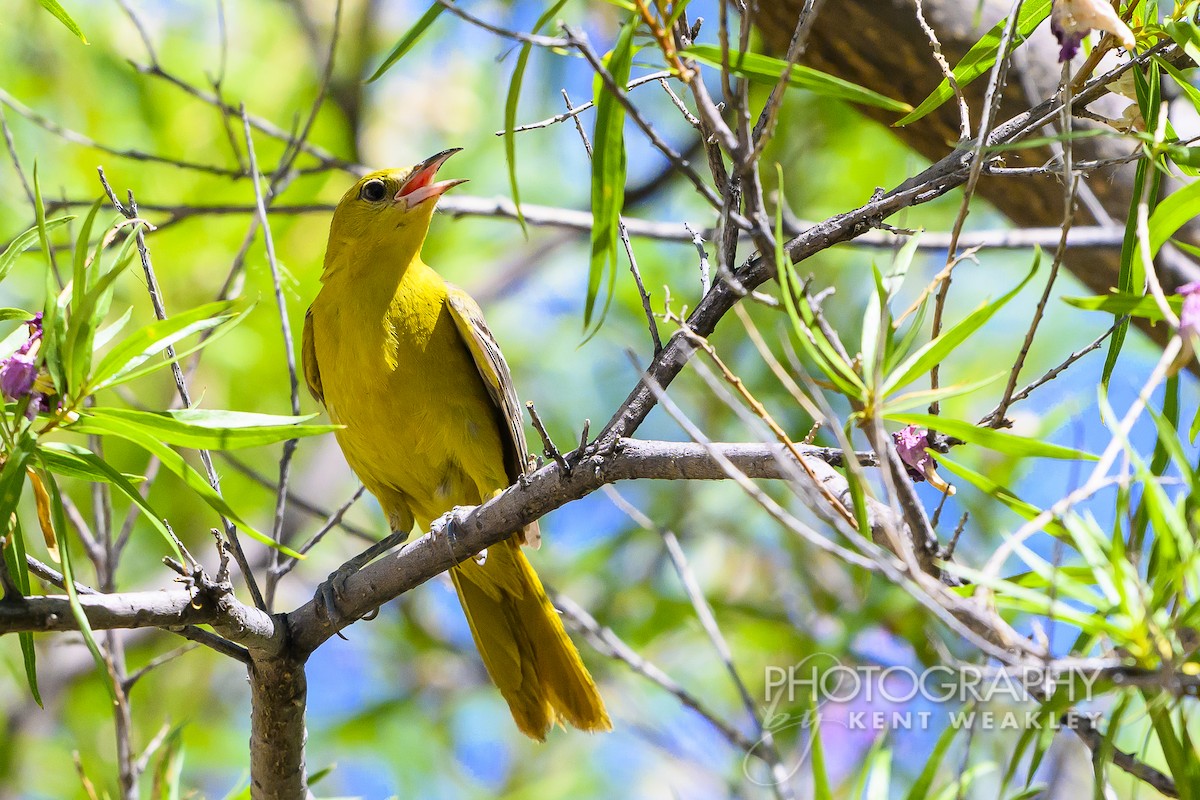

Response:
(324, 148), (466, 272)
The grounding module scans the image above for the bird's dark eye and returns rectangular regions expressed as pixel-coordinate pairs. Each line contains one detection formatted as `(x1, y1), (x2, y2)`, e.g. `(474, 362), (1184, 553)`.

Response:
(360, 179), (388, 202)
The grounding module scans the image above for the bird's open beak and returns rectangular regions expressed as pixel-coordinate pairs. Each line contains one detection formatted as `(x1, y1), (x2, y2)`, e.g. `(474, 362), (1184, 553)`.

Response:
(395, 148), (467, 209)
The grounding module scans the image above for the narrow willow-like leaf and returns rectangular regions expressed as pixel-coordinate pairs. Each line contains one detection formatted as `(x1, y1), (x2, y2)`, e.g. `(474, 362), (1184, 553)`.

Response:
(39, 442), (177, 555)
(1103, 61), (1161, 392)
(2, 519), (41, 706)
(684, 45), (911, 112)
(68, 415), (302, 557)
(886, 412), (1097, 460)
(88, 300), (238, 390)
(809, 696), (832, 800)
(882, 254), (1038, 396)
(0, 217), (73, 286)
(1063, 291), (1179, 320)
(858, 738), (892, 800)
(504, 0), (569, 235)
(37, 0), (87, 42)
(92, 306), (132, 351)
(33, 166), (67, 396)
(776, 199), (865, 396)
(931, 764), (997, 800)
(70, 198), (103, 321)
(64, 222), (144, 398)
(934, 453), (1069, 539)
(904, 719), (963, 800)
(584, 13), (637, 335)
(366, 3), (445, 83)
(896, 0), (1051, 126)
(860, 263), (888, 392)
(79, 407), (336, 450)
(881, 371), (1004, 414)
(1147, 172), (1200, 258)
(151, 726), (185, 800)
(41, 467), (116, 701)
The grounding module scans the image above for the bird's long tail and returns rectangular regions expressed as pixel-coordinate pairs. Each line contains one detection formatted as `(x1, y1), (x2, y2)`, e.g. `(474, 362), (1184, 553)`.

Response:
(450, 537), (611, 740)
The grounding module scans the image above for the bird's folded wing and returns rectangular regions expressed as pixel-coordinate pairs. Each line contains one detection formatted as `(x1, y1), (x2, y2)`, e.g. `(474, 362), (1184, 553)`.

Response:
(301, 307), (324, 403)
(446, 286), (541, 549)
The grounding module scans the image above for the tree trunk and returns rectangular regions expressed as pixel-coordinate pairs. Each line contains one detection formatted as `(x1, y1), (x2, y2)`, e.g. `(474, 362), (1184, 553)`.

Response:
(249, 654), (309, 800)
(760, 0), (1200, 344)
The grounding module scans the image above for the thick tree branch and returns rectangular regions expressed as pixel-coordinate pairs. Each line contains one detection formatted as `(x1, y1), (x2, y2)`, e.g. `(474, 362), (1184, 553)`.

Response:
(286, 438), (882, 654)
(0, 588), (280, 654)
(0, 440), (870, 643)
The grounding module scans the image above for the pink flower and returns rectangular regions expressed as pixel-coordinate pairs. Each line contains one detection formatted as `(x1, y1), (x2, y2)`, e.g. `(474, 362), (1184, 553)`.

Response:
(1051, 0), (1135, 62)
(0, 314), (54, 416)
(892, 425), (955, 495)
(1, 315), (42, 398)
(1178, 281), (1200, 340)
(0, 341), (38, 400)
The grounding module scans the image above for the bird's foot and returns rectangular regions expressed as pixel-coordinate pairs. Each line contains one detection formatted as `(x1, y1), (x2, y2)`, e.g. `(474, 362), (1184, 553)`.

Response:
(431, 506), (486, 565)
(316, 529), (410, 628)
(315, 566), (357, 630)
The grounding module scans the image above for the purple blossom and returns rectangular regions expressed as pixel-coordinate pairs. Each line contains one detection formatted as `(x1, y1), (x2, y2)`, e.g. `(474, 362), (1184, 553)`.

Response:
(0, 313), (49, 412)
(892, 425), (955, 495)
(894, 425), (931, 474)
(1178, 281), (1200, 340)
(1051, 15), (1086, 62)
(1051, 0), (1136, 64)
(0, 343), (37, 400)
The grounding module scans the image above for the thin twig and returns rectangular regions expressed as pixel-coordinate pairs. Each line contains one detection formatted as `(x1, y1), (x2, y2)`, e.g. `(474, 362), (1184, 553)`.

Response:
(241, 109), (302, 611)
(96, 168), (266, 613)
(928, 0), (1026, 415)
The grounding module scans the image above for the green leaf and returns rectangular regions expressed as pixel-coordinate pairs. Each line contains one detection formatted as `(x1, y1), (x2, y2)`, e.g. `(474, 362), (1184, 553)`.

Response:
(0, 440), (37, 708)
(858, 737), (892, 800)
(1148, 172), (1200, 258)
(809, 701), (832, 800)
(39, 442), (178, 555)
(776, 186), (864, 397)
(0, 309), (34, 323)
(0, 216), (73, 285)
(896, 0), (1051, 126)
(584, 13), (637, 335)
(87, 300), (241, 391)
(70, 198), (104, 322)
(366, 3), (445, 82)
(881, 254), (1037, 396)
(40, 467), (116, 701)
(79, 408), (337, 450)
(152, 726), (185, 800)
(93, 306), (132, 351)
(882, 371), (1004, 414)
(33, 166), (67, 396)
(37, 0), (87, 42)
(1063, 291), (1178, 321)
(65, 207), (136, 397)
(0, 431), (35, 517)
(934, 453), (1069, 539)
(931, 764), (996, 800)
(886, 413), (1098, 460)
(66, 415), (302, 557)
(684, 45), (911, 112)
(904, 719), (962, 800)
(3, 518), (42, 706)
(943, 562), (1122, 635)
(860, 263), (888, 391)
(504, 0), (569, 235)
(1103, 62), (1161, 392)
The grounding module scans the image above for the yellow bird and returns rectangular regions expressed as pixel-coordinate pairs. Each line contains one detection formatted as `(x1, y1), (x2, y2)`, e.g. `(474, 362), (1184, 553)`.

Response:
(303, 149), (610, 740)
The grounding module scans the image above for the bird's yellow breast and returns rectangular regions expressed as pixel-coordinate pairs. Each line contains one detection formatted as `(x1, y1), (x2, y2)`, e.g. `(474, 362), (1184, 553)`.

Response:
(310, 262), (509, 529)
